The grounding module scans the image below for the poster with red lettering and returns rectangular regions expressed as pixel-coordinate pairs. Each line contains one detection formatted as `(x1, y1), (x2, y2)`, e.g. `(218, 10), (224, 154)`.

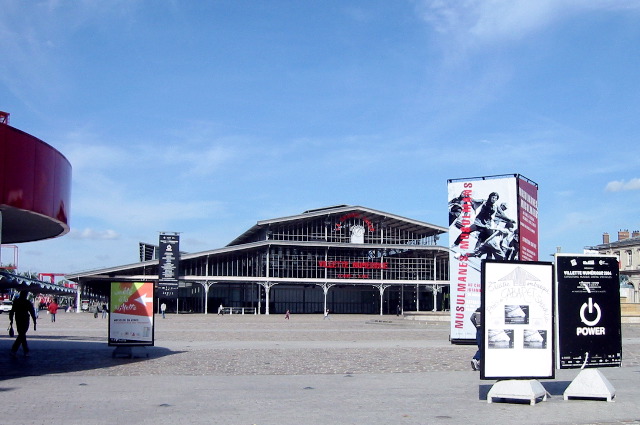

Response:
(109, 281), (155, 346)
(517, 177), (539, 261)
(448, 174), (538, 343)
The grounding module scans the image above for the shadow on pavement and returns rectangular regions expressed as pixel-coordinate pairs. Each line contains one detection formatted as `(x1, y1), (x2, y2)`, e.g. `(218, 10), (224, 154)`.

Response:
(0, 335), (180, 380)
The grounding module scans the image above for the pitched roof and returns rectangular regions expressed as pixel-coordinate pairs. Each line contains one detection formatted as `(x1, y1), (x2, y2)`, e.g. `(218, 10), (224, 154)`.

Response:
(227, 205), (447, 246)
(586, 236), (640, 250)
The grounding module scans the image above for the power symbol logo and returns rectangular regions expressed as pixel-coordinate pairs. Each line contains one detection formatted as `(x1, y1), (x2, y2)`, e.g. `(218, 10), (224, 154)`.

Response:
(580, 297), (601, 327)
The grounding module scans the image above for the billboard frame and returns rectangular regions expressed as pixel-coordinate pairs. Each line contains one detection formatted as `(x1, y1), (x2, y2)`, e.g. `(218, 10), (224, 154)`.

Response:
(554, 253), (622, 369)
(481, 259), (555, 380)
(108, 281), (155, 347)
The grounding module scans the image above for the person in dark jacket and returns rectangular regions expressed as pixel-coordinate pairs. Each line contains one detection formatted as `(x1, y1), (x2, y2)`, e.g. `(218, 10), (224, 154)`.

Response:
(9, 290), (37, 357)
(470, 307), (482, 371)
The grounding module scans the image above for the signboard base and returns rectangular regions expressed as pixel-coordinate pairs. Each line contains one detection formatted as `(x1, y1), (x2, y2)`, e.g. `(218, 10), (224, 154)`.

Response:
(111, 346), (150, 359)
(563, 369), (616, 402)
(487, 380), (547, 405)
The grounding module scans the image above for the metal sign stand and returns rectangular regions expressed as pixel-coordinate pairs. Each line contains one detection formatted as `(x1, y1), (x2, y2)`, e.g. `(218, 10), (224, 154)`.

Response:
(487, 379), (548, 405)
(563, 369), (616, 402)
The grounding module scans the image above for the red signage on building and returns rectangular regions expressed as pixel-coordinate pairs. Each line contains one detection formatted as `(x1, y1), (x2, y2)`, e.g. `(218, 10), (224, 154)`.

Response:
(318, 261), (388, 269)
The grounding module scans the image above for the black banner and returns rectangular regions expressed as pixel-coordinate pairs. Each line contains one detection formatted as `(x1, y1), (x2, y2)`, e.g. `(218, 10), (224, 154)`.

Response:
(158, 233), (180, 299)
(556, 254), (621, 368)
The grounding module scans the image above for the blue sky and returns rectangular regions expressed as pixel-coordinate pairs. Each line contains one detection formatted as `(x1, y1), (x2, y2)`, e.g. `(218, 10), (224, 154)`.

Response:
(2, 0), (640, 275)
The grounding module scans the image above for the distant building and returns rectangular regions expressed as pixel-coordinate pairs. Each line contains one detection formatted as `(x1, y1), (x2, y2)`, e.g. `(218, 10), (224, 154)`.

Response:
(67, 205), (451, 315)
(586, 230), (640, 303)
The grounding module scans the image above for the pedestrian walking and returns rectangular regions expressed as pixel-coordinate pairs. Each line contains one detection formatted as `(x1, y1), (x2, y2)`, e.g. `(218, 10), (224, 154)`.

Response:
(102, 303), (108, 319)
(324, 308), (330, 320)
(48, 298), (59, 322)
(285, 309), (290, 320)
(161, 302), (167, 319)
(9, 290), (37, 357)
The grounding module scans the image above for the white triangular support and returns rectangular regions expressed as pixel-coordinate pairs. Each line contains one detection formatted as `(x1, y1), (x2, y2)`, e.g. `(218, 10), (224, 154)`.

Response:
(563, 369), (616, 402)
(487, 379), (548, 405)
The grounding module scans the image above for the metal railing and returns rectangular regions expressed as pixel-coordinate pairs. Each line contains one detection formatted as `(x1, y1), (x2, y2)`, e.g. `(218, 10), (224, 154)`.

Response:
(220, 307), (257, 315)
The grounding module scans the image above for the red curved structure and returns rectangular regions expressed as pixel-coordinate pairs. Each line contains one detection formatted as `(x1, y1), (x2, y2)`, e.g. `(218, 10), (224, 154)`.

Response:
(0, 123), (71, 243)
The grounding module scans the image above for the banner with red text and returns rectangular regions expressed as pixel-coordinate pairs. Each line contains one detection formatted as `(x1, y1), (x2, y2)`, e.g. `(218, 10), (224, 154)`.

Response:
(448, 174), (538, 342)
(517, 177), (539, 261)
(109, 281), (155, 346)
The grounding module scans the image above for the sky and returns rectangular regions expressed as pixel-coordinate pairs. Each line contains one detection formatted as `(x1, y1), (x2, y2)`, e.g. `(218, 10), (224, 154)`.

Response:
(1, 0), (640, 275)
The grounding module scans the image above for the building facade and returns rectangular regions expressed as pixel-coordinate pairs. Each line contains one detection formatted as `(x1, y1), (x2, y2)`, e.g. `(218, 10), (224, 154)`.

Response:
(66, 205), (451, 315)
(586, 230), (640, 303)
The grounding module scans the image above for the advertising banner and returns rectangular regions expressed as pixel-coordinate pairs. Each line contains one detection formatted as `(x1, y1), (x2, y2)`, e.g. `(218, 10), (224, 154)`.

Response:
(109, 281), (155, 346)
(158, 233), (180, 298)
(481, 260), (554, 380)
(555, 254), (621, 368)
(517, 176), (539, 261)
(448, 175), (519, 341)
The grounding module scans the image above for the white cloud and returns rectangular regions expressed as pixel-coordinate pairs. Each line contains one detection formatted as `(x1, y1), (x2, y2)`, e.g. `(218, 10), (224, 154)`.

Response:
(63, 139), (131, 172)
(416, 0), (640, 54)
(605, 178), (640, 192)
(68, 228), (120, 240)
(416, 0), (562, 48)
(163, 144), (237, 178)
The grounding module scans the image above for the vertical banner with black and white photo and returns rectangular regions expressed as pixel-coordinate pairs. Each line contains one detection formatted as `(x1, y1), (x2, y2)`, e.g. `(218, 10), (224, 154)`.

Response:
(555, 254), (622, 369)
(158, 232), (180, 299)
(448, 175), (523, 342)
(481, 260), (554, 380)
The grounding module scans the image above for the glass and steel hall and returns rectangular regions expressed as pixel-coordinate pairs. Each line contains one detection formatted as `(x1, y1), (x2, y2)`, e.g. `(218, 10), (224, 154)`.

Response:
(66, 205), (450, 315)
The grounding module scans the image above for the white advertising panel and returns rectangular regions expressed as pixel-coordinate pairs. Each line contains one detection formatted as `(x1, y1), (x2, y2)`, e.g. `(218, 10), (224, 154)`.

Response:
(481, 260), (554, 380)
(448, 175), (519, 341)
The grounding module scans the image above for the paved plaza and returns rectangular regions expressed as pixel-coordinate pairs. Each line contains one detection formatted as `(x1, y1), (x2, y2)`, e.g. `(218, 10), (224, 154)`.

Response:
(1, 311), (640, 424)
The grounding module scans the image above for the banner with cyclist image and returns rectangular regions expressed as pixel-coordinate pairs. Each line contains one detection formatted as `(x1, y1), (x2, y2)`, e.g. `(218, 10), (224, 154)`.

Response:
(448, 174), (539, 343)
(448, 175), (518, 342)
(481, 260), (554, 380)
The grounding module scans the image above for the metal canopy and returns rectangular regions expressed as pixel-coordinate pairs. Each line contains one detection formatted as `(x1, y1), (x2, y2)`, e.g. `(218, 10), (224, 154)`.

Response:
(0, 271), (76, 295)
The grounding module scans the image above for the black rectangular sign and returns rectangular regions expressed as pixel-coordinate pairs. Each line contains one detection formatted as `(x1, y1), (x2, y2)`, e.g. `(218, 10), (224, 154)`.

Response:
(158, 233), (180, 298)
(555, 254), (621, 368)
